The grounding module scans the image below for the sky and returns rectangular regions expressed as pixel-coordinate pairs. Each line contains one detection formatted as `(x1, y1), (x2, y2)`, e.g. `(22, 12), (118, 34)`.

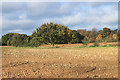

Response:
(1, 2), (118, 37)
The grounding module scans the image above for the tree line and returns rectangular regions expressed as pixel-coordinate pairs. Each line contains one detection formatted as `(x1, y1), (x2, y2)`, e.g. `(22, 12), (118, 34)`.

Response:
(1, 22), (120, 47)
(78, 28), (119, 46)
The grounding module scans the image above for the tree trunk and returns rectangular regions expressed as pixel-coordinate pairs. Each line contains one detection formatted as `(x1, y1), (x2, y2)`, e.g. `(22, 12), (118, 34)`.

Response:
(51, 42), (54, 47)
(51, 38), (55, 47)
(52, 43), (54, 47)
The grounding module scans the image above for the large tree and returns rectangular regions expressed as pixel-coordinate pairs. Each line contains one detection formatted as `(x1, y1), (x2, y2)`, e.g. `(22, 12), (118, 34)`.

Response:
(11, 34), (29, 47)
(100, 27), (111, 38)
(32, 22), (68, 46)
(68, 30), (84, 43)
(2, 33), (16, 46)
(32, 22), (83, 47)
(2, 33), (29, 47)
(88, 28), (98, 42)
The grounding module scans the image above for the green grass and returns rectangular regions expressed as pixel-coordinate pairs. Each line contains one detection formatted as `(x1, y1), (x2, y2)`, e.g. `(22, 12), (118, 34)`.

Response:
(74, 46), (119, 48)
(1, 45), (119, 49)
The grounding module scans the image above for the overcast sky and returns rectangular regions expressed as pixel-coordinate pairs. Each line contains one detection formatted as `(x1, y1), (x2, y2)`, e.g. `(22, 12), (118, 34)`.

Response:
(1, 2), (118, 36)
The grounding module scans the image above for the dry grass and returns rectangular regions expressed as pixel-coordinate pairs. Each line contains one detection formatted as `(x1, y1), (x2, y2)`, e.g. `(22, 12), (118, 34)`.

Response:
(2, 47), (118, 78)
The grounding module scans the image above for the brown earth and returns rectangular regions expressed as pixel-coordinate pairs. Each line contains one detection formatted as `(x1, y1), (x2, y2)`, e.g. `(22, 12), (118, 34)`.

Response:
(39, 42), (119, 47)
(2, 47), (118, 78)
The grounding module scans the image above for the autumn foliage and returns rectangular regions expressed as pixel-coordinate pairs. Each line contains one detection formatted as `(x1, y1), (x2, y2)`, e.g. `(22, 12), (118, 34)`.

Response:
(1, 22), (120, 47)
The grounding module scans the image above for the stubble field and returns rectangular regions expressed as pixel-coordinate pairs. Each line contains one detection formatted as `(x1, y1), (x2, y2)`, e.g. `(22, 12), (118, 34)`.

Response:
(2, 47), (118, 78)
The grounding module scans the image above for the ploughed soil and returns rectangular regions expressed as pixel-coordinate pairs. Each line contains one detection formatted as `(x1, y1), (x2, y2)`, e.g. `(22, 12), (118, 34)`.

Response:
(39, 42), (119, 47)
(2, 47), (118, 78)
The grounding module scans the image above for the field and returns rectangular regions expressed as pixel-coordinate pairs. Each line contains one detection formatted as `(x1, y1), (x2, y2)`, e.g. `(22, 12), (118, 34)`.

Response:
(1, 46), (118, 78)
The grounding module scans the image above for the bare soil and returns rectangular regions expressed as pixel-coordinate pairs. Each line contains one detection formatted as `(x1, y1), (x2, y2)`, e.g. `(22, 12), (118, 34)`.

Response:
(2, 47), (118, 78)
(39, 42), (119, 47)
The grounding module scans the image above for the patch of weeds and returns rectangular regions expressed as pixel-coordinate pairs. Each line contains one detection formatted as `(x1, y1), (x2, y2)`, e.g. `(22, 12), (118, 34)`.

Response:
(102, 45), (107, 47)
(108, 44), (111, 46)
(55, 46), (60, 48)
(89, 45), (95, 47)
(49, 46), (60, 48)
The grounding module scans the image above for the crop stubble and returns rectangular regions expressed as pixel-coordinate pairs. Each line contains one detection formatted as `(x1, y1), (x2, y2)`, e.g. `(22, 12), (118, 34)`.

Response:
(2, 47), (118, 78)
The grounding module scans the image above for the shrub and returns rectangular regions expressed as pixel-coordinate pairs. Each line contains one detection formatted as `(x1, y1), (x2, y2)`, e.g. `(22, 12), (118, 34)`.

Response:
(7, 40), (10, 46)
(102, 45), (107, 47)
(55, 46), (59, 48)
(103, 37), (108, 45)
(94, 40), (100, 47)
(82, 37), (89, 46)
(109, 44), (112, 46)
(29, 37), (42, 47)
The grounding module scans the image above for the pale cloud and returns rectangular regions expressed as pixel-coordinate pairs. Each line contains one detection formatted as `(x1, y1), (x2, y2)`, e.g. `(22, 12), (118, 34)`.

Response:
(39, 5), (118, 28)
(8, 29), (23, 32)
(3, 19), (31, 29)
(1, 2), (118, 37)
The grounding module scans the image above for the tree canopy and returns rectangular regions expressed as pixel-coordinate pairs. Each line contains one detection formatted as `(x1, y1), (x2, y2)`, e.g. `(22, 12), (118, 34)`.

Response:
(32, 22), (83, 46)
(2, 33), (30, 47)
(1, 22), (119, 47)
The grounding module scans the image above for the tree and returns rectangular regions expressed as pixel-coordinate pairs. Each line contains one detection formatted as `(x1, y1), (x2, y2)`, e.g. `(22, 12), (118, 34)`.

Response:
(32, 22), (83, 47)
(82, 36), (89, 46)
(101, 27), (111, 38)
(29, 37), (42, 47)
(88, 28), (98, 42)
(94, 40), (100, 47)
(118, 30), (120, 42)
(2, 33), (15, 45)
(0, 38), (1, 46)
(96, 34), (102, 42)
(2, 33), (29, 47)
(77, 29), (86, 36)
(32, 22), (58, 46)
(68, 30), (84, 43)
(11, 34), (26, 47)
(7, 40), (10, 46)
(113, 34), (118, 42)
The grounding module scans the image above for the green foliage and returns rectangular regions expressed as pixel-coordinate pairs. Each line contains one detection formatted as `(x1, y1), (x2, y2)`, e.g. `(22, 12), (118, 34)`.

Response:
(2, 33), (30, 47)
(1, 22), (120, 47)
(2, 33), (15, 45)
(32, 22), (83, 47)
(102, 45), (107, 47)
(11, 34), (29, 47)
(109, 44), (112, 46)
(103, 37), (108, 44)
(29, 37), (42, 47)
(7, 40), (10, 46)
(68, 30), (84, 44)
(100, 27), (111, 38)
(55, 46), (60, 48)
(94, 40), (100, 47)
(82, 37), (89, 46)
